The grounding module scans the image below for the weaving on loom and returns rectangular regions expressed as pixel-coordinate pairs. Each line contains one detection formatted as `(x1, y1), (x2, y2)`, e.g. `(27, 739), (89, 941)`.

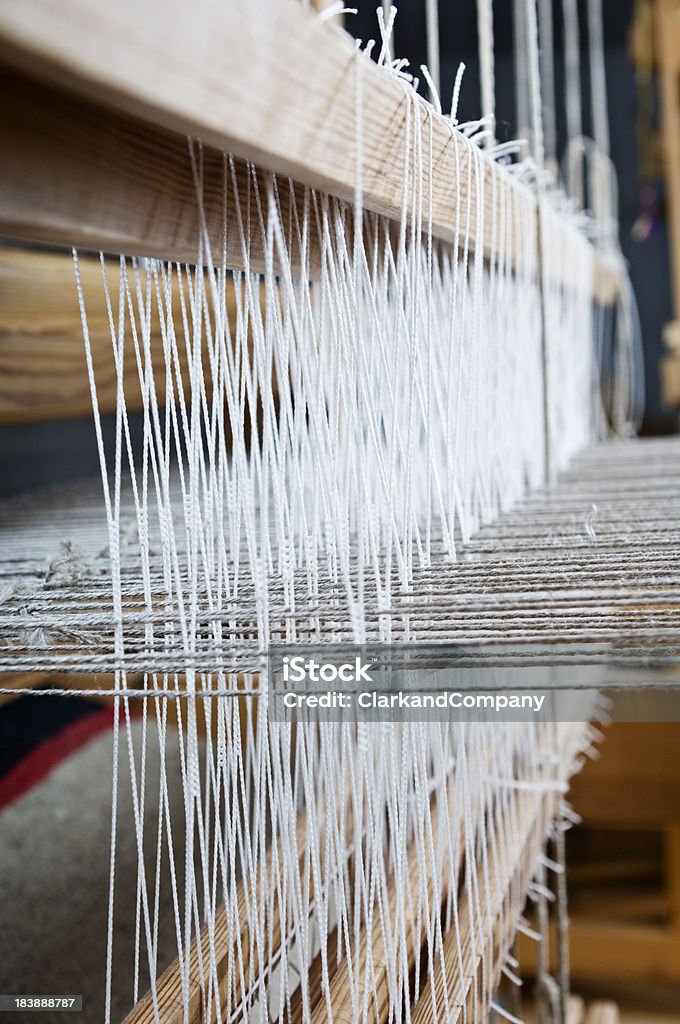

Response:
(0, 0), (677, 1022)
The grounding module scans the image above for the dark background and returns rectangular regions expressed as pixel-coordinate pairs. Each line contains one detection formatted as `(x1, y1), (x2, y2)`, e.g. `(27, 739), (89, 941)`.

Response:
(0, 1), (675, 497)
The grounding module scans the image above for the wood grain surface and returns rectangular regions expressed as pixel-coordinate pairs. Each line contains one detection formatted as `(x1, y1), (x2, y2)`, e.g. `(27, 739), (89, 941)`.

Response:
(0, 0), (619, 299)
(0, 248), (230, 424)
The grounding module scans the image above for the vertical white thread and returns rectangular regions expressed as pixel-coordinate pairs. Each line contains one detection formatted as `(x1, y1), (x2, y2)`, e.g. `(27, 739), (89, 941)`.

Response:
(425, 0), (440, 100)
(587, 0), (610, 158)
(477, 0), (496, 146)
(513, 0), (530, 139)
(562, 0), (582, 151)
(538, 0), (557, 171)
(525, 0), (545, 170)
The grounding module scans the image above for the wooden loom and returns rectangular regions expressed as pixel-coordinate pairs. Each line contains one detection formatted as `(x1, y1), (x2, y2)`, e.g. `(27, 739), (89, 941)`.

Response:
(0, 2), (675, 1023)
(0, 0), (620, 296)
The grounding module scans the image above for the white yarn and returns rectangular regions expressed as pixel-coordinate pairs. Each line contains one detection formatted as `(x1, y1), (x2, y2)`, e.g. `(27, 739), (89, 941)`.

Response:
(476, 0), (495, 145)
(524, 0), (545, 171)
(2, 6), (642, 1022)
(513, 0), (530, 141)
(561, 0), (583, 200)
(586, 0), (610, 159)
(425, 0), (440, 101)
(538, 0), (557, 173)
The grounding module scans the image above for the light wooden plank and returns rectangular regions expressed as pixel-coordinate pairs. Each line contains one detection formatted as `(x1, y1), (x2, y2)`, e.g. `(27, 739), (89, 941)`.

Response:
(296, 741), (540, 1024)
(519, 920), (680, 984)
(567, 994), (586, 1024)
(584, 1002), (620, 1024)
(121, 795), (445, 1024)
(122, 815), (307, 1024)
(0, 247), (264, 424)
(0, 72), (312, 278)
(0, 0), (618, 301)
(660, 348), (680, 408)
(656, 0), (680, 321)
(0, 0), (528, 259)
(122, 782), (355, 1024)
(0, 248), (140, 424)
(0, 247), (236, 424)
(307, 804), (446, 1024)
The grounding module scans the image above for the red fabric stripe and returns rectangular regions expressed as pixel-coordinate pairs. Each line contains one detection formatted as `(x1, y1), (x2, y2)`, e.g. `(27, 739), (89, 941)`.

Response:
(0, 706), (115, 811)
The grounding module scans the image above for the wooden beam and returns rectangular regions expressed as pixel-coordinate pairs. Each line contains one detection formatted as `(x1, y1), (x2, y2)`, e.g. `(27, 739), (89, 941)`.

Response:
(306, 803), (446, 1024)
(0, 72), (311, 278)
(666, 823), (680, 933)
(519, 919), (680, 985)
(569, 922), (680, 984)
(409, 791), (550, 1023)
(584, 1003), (619, 1024)
(656, 0), (680, 321)
(0, 0), (528, 258)
(570, 891), (667, 922)
(0, 248), (144, 424)
(121, 795), (448, 1024)
(0, 0), (618, 301)
(0, 247), (240, 424)
(567, 994), (585, 1024)
(660, 346), (680, 408)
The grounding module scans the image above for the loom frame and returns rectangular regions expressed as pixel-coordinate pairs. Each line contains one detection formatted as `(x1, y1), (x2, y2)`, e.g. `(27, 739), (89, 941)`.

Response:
(0, 0), (618, 301)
